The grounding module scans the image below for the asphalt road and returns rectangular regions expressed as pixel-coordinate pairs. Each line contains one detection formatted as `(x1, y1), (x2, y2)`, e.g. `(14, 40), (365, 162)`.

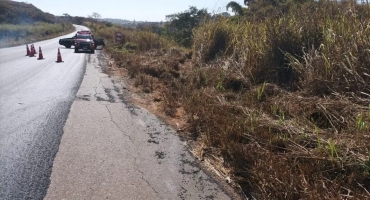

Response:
(1, 26), (235, 200)
(0, 25), (88, 199)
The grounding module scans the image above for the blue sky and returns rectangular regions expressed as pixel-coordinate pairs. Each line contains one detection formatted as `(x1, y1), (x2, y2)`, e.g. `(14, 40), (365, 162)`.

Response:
(14, 0), (244, 22)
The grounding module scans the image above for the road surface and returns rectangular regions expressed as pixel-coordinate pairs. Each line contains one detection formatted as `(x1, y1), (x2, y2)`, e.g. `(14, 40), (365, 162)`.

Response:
(0, 26), (234, 199)
(0, 25), (89, 199)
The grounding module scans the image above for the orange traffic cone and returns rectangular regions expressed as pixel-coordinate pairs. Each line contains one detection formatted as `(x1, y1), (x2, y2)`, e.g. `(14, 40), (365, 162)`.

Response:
(30, 44), (34, 56)
(26, 44), (30, 56)
(29, 45), (35, 57)
(56, 48), (63, 63)
(32, 44), (37, 54)
(37, 47), (44, 60)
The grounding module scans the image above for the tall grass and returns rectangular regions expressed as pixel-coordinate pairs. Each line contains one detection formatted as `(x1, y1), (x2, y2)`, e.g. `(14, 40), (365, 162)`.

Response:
(185, 1), (370, 198)
(93, 1), (370, 198)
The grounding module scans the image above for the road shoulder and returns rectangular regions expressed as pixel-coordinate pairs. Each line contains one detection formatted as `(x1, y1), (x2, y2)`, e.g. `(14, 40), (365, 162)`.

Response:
(46, 51), (234, 200)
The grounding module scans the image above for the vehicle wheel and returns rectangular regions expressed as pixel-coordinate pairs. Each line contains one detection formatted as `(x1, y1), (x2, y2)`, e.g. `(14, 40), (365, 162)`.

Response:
(74, 48), (78, 53)
(65, 45), (71, 48)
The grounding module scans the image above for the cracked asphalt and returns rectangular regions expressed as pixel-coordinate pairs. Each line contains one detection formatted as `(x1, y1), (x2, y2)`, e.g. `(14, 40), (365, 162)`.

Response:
(45, 51), (233, 199)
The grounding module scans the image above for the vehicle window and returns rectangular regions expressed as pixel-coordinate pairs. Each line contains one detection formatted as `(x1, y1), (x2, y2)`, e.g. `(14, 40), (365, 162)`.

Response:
(76, 35), (91, 39)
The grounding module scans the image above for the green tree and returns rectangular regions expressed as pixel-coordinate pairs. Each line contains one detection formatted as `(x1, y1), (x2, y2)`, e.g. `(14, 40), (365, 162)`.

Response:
(88, 12), (102, 22)
(226, 1), (245, 15)
(165, 6), (209, 47)
(71, 16), (85, 25)
(63, 13), (71, 19)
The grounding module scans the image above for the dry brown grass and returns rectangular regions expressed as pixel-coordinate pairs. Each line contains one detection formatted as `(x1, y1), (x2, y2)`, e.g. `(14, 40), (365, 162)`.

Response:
(93, 2), (370, 198)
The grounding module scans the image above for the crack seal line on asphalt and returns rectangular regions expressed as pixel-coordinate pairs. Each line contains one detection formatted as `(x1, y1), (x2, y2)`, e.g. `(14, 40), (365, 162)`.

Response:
(133, 156), (161, 199)
(103, 101), (161, 198)
(103, 104), (134, 144)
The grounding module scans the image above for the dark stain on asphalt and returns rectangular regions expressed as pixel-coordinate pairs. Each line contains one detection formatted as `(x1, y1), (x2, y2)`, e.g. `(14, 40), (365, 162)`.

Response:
(179, 186), (188, 200)
(147, 139), (159, 144)
(148, 132), (160, 139)
(113, 85), (120, 93)
(80, 97), (90, 101)
(96, 96), (106, 101)
(146, 131), (161, 144)
(117, 94), (125, 102)
(76, 94), (90, 101)
(117, 93), (139, 116)
(104, 88), (115, 103)
(155, 151), (166, 159)
(179, 155), (201, 175)
(126, 105), (138, 116)
(205, 194), (216, 199)
(97, 54), (140, 117)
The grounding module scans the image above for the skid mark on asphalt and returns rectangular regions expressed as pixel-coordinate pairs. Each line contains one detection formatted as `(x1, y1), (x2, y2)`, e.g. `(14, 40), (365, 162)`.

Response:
(76, 94), (90, 101)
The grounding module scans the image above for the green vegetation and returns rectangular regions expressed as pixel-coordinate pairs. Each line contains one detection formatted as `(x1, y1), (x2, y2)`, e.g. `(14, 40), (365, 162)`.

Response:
(0, 0), (74, 47)
(0, 22), (73, 47)
(93, 0), (370, 198)
(164, 6), (208, 47)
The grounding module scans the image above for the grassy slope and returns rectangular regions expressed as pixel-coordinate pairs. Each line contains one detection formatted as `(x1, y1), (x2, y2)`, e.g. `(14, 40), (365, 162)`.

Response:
(93, 1), (370, 199)
(0, 0), (54, 24)
(0, 0), (74, 48)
